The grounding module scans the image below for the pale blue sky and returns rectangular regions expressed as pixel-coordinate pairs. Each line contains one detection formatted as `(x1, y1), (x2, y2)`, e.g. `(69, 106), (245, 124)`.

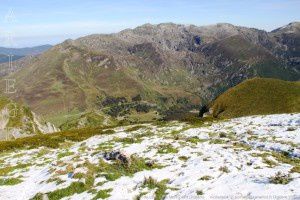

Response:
(0, 0), (299, 47)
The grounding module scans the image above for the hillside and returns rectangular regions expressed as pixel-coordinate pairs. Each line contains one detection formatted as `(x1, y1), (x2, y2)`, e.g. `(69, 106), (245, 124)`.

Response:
(1, 23), (299, 125)
(0, 113), (299, 199)
(210, 78), (300, 118)
(0, 95), (58, 140)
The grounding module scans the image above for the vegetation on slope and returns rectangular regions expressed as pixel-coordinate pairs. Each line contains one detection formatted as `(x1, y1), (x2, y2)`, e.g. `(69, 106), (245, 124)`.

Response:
(0, 126), (116, 152)
(2, 42), (201, 124)
(59, 111), (116, 130)
(0, 95), (43, 138)
(211, 78), (300, 118)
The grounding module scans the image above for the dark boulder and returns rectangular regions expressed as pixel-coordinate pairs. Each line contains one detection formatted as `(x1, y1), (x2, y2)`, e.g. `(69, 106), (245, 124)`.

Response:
(104, 150), (131, 166)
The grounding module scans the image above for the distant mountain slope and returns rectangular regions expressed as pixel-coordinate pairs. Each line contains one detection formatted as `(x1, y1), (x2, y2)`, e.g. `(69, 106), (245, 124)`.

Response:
(0, 54), (24, 64)
(270, 22), (300, 71)
(0, 55), (37, 77)
(0, 44), (52, 56)
(0, 95), (58, 140)
(1, 22), (299, 123)
(210, 78), (300, 118)
(0, 45), (52, 64)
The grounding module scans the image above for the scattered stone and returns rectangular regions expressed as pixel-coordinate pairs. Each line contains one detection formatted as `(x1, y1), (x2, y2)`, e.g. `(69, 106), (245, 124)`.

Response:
(287, 127), (296, 131)
(146, 161), (155, 167)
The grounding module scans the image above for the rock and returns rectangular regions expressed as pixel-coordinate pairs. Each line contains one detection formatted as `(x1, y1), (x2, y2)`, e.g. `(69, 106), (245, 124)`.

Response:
(287, 127), (296, 131)
(42, 194), (49, 200)
(146, 161), (155, 167)
(67, 172), (74, 179)
(199, 105), (209, 117)
(104, 151), (131, 166)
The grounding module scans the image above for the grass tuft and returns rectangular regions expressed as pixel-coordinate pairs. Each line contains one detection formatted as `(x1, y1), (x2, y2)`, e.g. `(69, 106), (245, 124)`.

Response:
(290, 166), (300, 173)
(57, 151), (74, 159)
(0, 163), (31, 176)
(32, 182), (86, 200)
(200, 175), (213, 181)
(92, 189), (112, 200)
(269, 172), (292, 185)
(0, 178), (22, 185)
(142, 177), (169, 200)
(219, 166), (230, 173)
(98, 156), (161, 181)
(157, 144), (178, 154)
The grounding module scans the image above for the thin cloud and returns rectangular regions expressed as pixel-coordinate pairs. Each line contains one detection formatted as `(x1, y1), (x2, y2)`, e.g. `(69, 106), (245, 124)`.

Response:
(0, 20), (144, 37)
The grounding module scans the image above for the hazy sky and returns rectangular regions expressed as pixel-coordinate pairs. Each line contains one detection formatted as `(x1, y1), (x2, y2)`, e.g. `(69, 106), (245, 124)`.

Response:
(0, 0), (299, 47)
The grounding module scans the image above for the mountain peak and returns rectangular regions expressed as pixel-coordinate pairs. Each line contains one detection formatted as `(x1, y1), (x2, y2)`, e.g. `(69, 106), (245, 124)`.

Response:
(272, 21), (300, 33)
(287, 21), (300, 26)
(215, 23), (235, 27)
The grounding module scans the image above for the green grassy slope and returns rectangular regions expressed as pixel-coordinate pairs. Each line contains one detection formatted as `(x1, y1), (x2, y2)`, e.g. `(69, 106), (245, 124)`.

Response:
(59, 111), (117, 130)
(211, 78), (300, 118)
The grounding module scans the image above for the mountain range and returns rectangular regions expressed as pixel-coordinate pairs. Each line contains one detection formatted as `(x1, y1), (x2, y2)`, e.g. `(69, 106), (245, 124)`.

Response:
(0, 44), (52, 63)
(0, 45), (53, 77)
(1, 22), (299, 126)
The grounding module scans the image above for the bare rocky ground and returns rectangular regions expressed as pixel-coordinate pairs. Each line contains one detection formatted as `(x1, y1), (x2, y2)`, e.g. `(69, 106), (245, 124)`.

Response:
(0, 113), (299, 200)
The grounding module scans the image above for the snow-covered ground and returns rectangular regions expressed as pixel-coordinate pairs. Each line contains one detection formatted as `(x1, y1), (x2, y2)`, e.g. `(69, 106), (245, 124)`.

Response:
(0, 113), (299, 200)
